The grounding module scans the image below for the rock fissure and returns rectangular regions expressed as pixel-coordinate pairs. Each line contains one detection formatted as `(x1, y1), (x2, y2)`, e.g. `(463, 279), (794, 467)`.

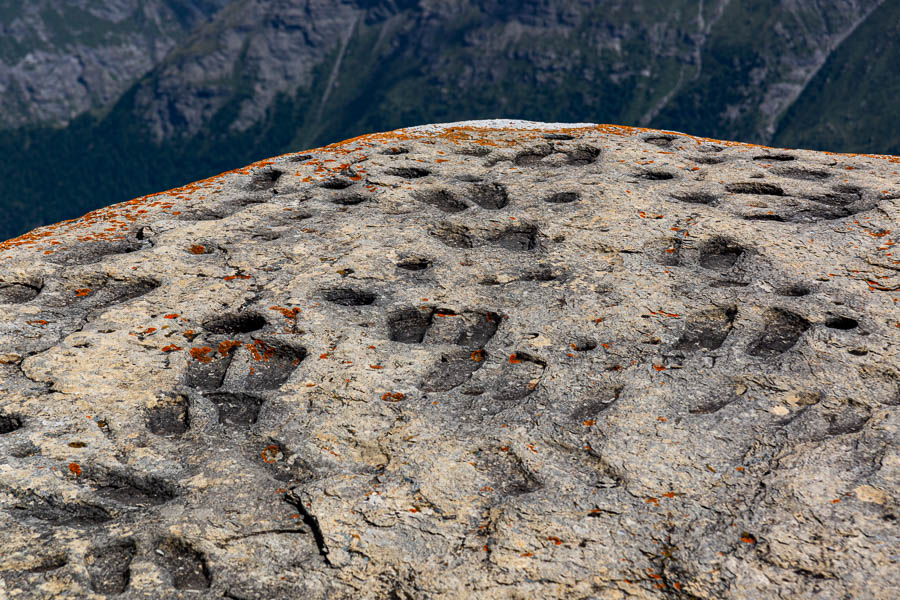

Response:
(284, 492), (333, 567)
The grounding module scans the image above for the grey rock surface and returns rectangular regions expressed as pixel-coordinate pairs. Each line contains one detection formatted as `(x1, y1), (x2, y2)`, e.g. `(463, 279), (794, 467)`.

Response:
(0, 120), (898, 599)
(0, 0), (229, 128)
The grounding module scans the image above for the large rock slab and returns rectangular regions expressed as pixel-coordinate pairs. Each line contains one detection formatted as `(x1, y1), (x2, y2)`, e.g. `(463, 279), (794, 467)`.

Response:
(0, 120), (898, 599)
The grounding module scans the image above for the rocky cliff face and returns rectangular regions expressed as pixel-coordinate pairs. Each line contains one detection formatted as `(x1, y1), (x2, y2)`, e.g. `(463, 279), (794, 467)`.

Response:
(129, 0), (887, 148)
(0, 121), (897, 599)
(0, 0), (230, 128)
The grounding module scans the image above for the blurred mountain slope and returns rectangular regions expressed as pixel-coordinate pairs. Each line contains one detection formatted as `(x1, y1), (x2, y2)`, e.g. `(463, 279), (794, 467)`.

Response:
(0, 0), (231, 129)
(772, 0), (900, 156)
(1, 0), (896, 241)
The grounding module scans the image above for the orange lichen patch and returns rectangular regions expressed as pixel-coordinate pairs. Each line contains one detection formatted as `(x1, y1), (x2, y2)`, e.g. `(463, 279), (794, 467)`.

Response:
(189, 244), (206, 254)
(583, 419), (595, 427)
(509, 354), (522, 364)
(740, 534), (757, 544)
(190, 346), (214, 363)
(270, 306), (301, 319)
(546, 536), (563, 546)
(218, 340), (242, 356)
(223, 273), (252, 281)
(260, 444), (282, 463)
(182, 329), (198, 340)
(645, 497), (660, 506)
(6, 122), (898, 263)
(369, 364), (384, 369)
(74, 288), (91, 297)
(161, 344), (182, 353)
(163, 314), (179, 319)
(26, 320), (49, 326)
(866, 280), (900, 291)
(662, 492), (676, 499)
(382, 392), (405, 402)
(471, 349), (485, 362)
(653, 364), (666, 371)
(247, 340), (275, 362)
(68, 462), (82, 476)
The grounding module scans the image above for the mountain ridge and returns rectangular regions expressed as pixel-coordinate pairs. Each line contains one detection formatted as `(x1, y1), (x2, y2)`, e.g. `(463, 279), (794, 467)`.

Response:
(5, 118), (900, 251)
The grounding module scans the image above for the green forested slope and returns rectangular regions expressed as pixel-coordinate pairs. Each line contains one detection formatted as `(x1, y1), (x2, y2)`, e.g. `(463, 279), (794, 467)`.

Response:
(772, 0), (900, 155)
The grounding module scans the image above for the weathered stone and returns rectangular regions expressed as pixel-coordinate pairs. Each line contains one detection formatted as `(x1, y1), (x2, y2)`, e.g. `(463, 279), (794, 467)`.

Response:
(0, 120), (897, 599)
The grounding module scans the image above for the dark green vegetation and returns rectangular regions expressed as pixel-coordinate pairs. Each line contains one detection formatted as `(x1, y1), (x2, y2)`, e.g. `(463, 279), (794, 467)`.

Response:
(1, 0), (897, 241)
(772, 0), (900, 155)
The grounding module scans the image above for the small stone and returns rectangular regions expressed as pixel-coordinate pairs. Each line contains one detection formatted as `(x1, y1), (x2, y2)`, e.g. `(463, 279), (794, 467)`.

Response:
(854, 485), (889, 505)
(0, 354), (22, 365)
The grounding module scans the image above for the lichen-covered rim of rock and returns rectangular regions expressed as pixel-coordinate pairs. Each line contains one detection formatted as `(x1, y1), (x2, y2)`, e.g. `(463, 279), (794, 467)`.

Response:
(0, 120), (897, 599)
